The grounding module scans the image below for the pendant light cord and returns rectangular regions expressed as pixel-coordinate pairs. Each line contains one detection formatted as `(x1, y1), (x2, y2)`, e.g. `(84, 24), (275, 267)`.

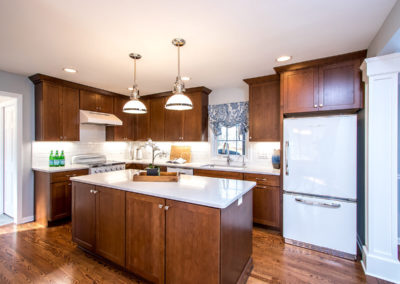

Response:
(177, 45), (180, 78)
(134, 57), (137, 85)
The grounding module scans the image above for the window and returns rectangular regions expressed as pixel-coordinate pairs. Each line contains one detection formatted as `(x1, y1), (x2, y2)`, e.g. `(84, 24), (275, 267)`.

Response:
(215, 124), (245, 156)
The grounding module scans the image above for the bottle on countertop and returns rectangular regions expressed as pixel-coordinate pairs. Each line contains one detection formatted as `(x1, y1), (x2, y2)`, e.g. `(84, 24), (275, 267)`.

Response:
(49, 150), (54, 167)
(54, 150), (60, 167)
(60, 150), (65, 167)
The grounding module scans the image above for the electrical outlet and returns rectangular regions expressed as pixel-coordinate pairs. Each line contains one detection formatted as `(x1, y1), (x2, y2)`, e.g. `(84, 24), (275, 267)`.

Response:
(258, 154), (269, 159)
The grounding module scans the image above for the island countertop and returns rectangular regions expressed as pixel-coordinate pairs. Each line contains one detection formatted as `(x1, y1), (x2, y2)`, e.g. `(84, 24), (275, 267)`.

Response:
(70, 169), (256, 209)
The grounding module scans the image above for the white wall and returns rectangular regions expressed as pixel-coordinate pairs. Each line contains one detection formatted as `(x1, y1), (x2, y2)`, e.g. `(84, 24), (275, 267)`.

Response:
(368, 0), (400, 57)
(208, 86), (248, 105)
(0, 70), (34, 221)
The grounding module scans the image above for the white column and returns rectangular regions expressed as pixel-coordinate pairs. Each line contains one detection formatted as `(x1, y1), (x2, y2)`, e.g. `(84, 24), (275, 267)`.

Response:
(361, 53), (400, 283)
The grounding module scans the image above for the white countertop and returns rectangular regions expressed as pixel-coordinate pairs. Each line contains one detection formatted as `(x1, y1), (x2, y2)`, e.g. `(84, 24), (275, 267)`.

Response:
(123, 159), (281, 176)
(32, 164), (89, 173)
(32, 160), (280, 176)
(71, 169), (256, 209)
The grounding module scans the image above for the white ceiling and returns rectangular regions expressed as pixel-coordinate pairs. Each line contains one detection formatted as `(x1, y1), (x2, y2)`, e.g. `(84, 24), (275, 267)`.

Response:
(0, 0), (396, 96)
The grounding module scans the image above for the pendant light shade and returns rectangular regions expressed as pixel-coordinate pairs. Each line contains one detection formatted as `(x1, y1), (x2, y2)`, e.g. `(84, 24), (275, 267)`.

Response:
(123, 53), (147, 114)
(165, 38), (193, 111)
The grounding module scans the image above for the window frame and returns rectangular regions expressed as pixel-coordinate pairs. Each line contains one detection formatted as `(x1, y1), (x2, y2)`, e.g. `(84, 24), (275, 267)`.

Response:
(212, 124), (247, 158)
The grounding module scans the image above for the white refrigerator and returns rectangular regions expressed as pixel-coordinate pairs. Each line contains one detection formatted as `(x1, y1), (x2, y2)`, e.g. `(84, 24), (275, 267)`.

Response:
(283, 115), (357, 259)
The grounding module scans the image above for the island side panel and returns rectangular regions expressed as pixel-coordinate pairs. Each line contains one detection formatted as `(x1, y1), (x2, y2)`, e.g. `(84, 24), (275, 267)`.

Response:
(221, 190), (253, 284)
(165, 200), (220, 284)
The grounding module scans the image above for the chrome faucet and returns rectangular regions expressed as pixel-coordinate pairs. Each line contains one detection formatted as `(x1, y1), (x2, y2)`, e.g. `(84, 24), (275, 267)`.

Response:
(223, 142), (232, 166)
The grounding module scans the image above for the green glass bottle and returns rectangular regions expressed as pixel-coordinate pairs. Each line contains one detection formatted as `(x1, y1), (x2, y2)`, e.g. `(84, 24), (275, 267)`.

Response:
(49, 150), (54, 167)
(54, 150), (60, 167)
(60, 150), (65, 167)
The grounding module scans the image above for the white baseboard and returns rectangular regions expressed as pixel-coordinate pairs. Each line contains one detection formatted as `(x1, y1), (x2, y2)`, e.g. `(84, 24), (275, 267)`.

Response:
(362, 245), (400, 283)
(16, 215), (34, 224)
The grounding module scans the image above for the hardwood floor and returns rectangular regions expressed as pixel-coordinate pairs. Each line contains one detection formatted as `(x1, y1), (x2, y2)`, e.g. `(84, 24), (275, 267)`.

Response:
(0, 222), (393, 283)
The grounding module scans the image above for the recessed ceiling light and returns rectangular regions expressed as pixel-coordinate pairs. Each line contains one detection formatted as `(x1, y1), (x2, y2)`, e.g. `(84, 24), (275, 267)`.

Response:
(63, 67), (77, 73)
(181, 76), (191, 81)
(276, 55), (292, 62)
(128, 87), (134, 91)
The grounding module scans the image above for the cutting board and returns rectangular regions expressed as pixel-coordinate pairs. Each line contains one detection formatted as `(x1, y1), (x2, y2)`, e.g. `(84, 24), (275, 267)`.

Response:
(169, 145), (191, 162)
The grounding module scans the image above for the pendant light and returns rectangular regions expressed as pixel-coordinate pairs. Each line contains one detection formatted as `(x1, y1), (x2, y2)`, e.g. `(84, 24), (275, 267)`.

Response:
(165, 38), (193, 110)
(123, 53), (147, 114)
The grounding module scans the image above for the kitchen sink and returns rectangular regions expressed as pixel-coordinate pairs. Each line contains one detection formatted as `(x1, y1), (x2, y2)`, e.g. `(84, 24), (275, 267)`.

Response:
(200, 164), (246, 170)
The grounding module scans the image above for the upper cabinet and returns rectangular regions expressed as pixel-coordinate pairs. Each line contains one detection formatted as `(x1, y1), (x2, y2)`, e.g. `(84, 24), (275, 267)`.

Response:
(106, 95), (134, 141)
(32, 79), (80, 141)
(275, 50), (366, 114)
(134, 97), (151, 141)
(244, 75), (280, 141)
(149, 97), (166, 141)
(164, 89), (209, 141)
(80, 90), (113, 113)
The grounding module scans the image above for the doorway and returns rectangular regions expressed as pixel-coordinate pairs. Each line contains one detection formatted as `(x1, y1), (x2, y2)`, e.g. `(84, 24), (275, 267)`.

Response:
(0, 95), (17, 226)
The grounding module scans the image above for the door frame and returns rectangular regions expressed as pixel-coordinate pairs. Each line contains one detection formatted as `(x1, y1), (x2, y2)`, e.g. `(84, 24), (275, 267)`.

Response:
(0, 91), (23, 224)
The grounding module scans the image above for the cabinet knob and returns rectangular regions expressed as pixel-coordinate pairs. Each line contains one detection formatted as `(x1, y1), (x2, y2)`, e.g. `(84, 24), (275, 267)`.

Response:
(314, 104), (317, 108)
(319, 104), (323, 107)
(164, 205), (169, 211)
(158, 204), (163, 209)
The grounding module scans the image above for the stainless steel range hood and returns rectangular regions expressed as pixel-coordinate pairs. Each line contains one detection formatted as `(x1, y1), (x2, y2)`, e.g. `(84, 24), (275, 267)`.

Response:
(80, 110), (123, 126)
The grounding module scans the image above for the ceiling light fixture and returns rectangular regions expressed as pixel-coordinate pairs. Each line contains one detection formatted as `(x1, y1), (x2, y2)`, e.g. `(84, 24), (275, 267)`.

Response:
(276, 55), (292, 62)
(123, 53), (147, 114)
(165, 38), (193, 111)
(63, 67), (77, 73)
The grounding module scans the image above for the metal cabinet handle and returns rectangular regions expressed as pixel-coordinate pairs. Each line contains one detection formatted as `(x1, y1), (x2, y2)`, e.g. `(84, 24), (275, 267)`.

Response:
(314, 104), (317, 108)
(285, 141), (289, 176)
(90, 189), (98, 194)
(256, 178), (267, 181)
(256, 185), (268, 189)
(90, 189), (93, 193)
(319, 104), (323, 107)
(164, 205), (169, 211)
(295, 198), (340, 208)
(158, 204), (163, 209)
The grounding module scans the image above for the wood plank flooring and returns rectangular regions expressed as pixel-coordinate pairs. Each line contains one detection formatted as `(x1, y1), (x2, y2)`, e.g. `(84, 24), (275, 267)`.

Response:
(0, 222), (393, 283)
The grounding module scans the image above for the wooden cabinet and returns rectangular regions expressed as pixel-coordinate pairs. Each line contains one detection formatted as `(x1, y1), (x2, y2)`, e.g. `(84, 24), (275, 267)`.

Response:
(106, 95), (134, 141)
(149, 97), (165, 141)
(282, 67), (319, 114)
(277, 51), (366, 114)
(72, 183), (253, 284)
(80, 90), (113, 113)
(318, 59), (362, 111)
(72, 183), (125, 266)
(95, 186), (126, 266)
(244, 173), (280, 228)
(193, 169), (244, 180)
(134, 97), (151, 141)
(34, 169), (88, 227)
(164, 109), (183, 141)
(33, 81), (80, 141)
(165, 200), (221, 284)
(126, 193), (165, 283)
(71, 182), (96, 250)
(244, 75), (280, 141)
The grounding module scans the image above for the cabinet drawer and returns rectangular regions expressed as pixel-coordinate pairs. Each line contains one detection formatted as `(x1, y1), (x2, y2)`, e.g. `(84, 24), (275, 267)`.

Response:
(193, 169), (243, 180)
(51, 169), (89, 183)
(243, 173), (280, 186)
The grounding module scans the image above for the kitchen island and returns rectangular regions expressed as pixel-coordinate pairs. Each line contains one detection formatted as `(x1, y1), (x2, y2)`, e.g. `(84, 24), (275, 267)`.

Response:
(71, 170), (255, 284)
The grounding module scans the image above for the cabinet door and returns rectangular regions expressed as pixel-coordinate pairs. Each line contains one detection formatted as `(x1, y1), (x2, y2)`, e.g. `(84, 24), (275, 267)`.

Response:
(61, 86), (80, 141)
(41, 82), (62, 140)
(97, 94), (114, 114)
(126, 193), (165, 284)
(50, 181), (71, 221)
(249, 80), (280, 141)
(107, 96), (133, 141)
(150, 97), (165, 141)
(193, 169), (243, 180)
(79, 90), (98, 112)
(253, 185), (280, 228)
(183, 92), (207, 141)
(95, 186), (125, 267)
(318, 59), (362, 111)
(72, 182), (96, 251)
(283, 67), (319, 114)
(135, 98), (150, 141)
(166, 200), (220, 284)
(164, 107), (183, 141)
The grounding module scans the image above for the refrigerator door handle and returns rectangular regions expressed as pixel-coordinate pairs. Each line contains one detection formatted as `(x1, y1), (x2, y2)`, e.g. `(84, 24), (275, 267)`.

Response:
(295, 198), (341, 209)
(285, 141), (289, 175)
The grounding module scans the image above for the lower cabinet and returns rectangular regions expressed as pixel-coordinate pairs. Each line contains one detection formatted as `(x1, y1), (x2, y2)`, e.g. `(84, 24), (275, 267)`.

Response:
(50, 181), (72, 220)
(126, 193), (165, 283)
(72, 182), (253, 284)
(72, 183), (126, 266)
(193, 169), (244, 180)
(243, 173), (280, 229)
